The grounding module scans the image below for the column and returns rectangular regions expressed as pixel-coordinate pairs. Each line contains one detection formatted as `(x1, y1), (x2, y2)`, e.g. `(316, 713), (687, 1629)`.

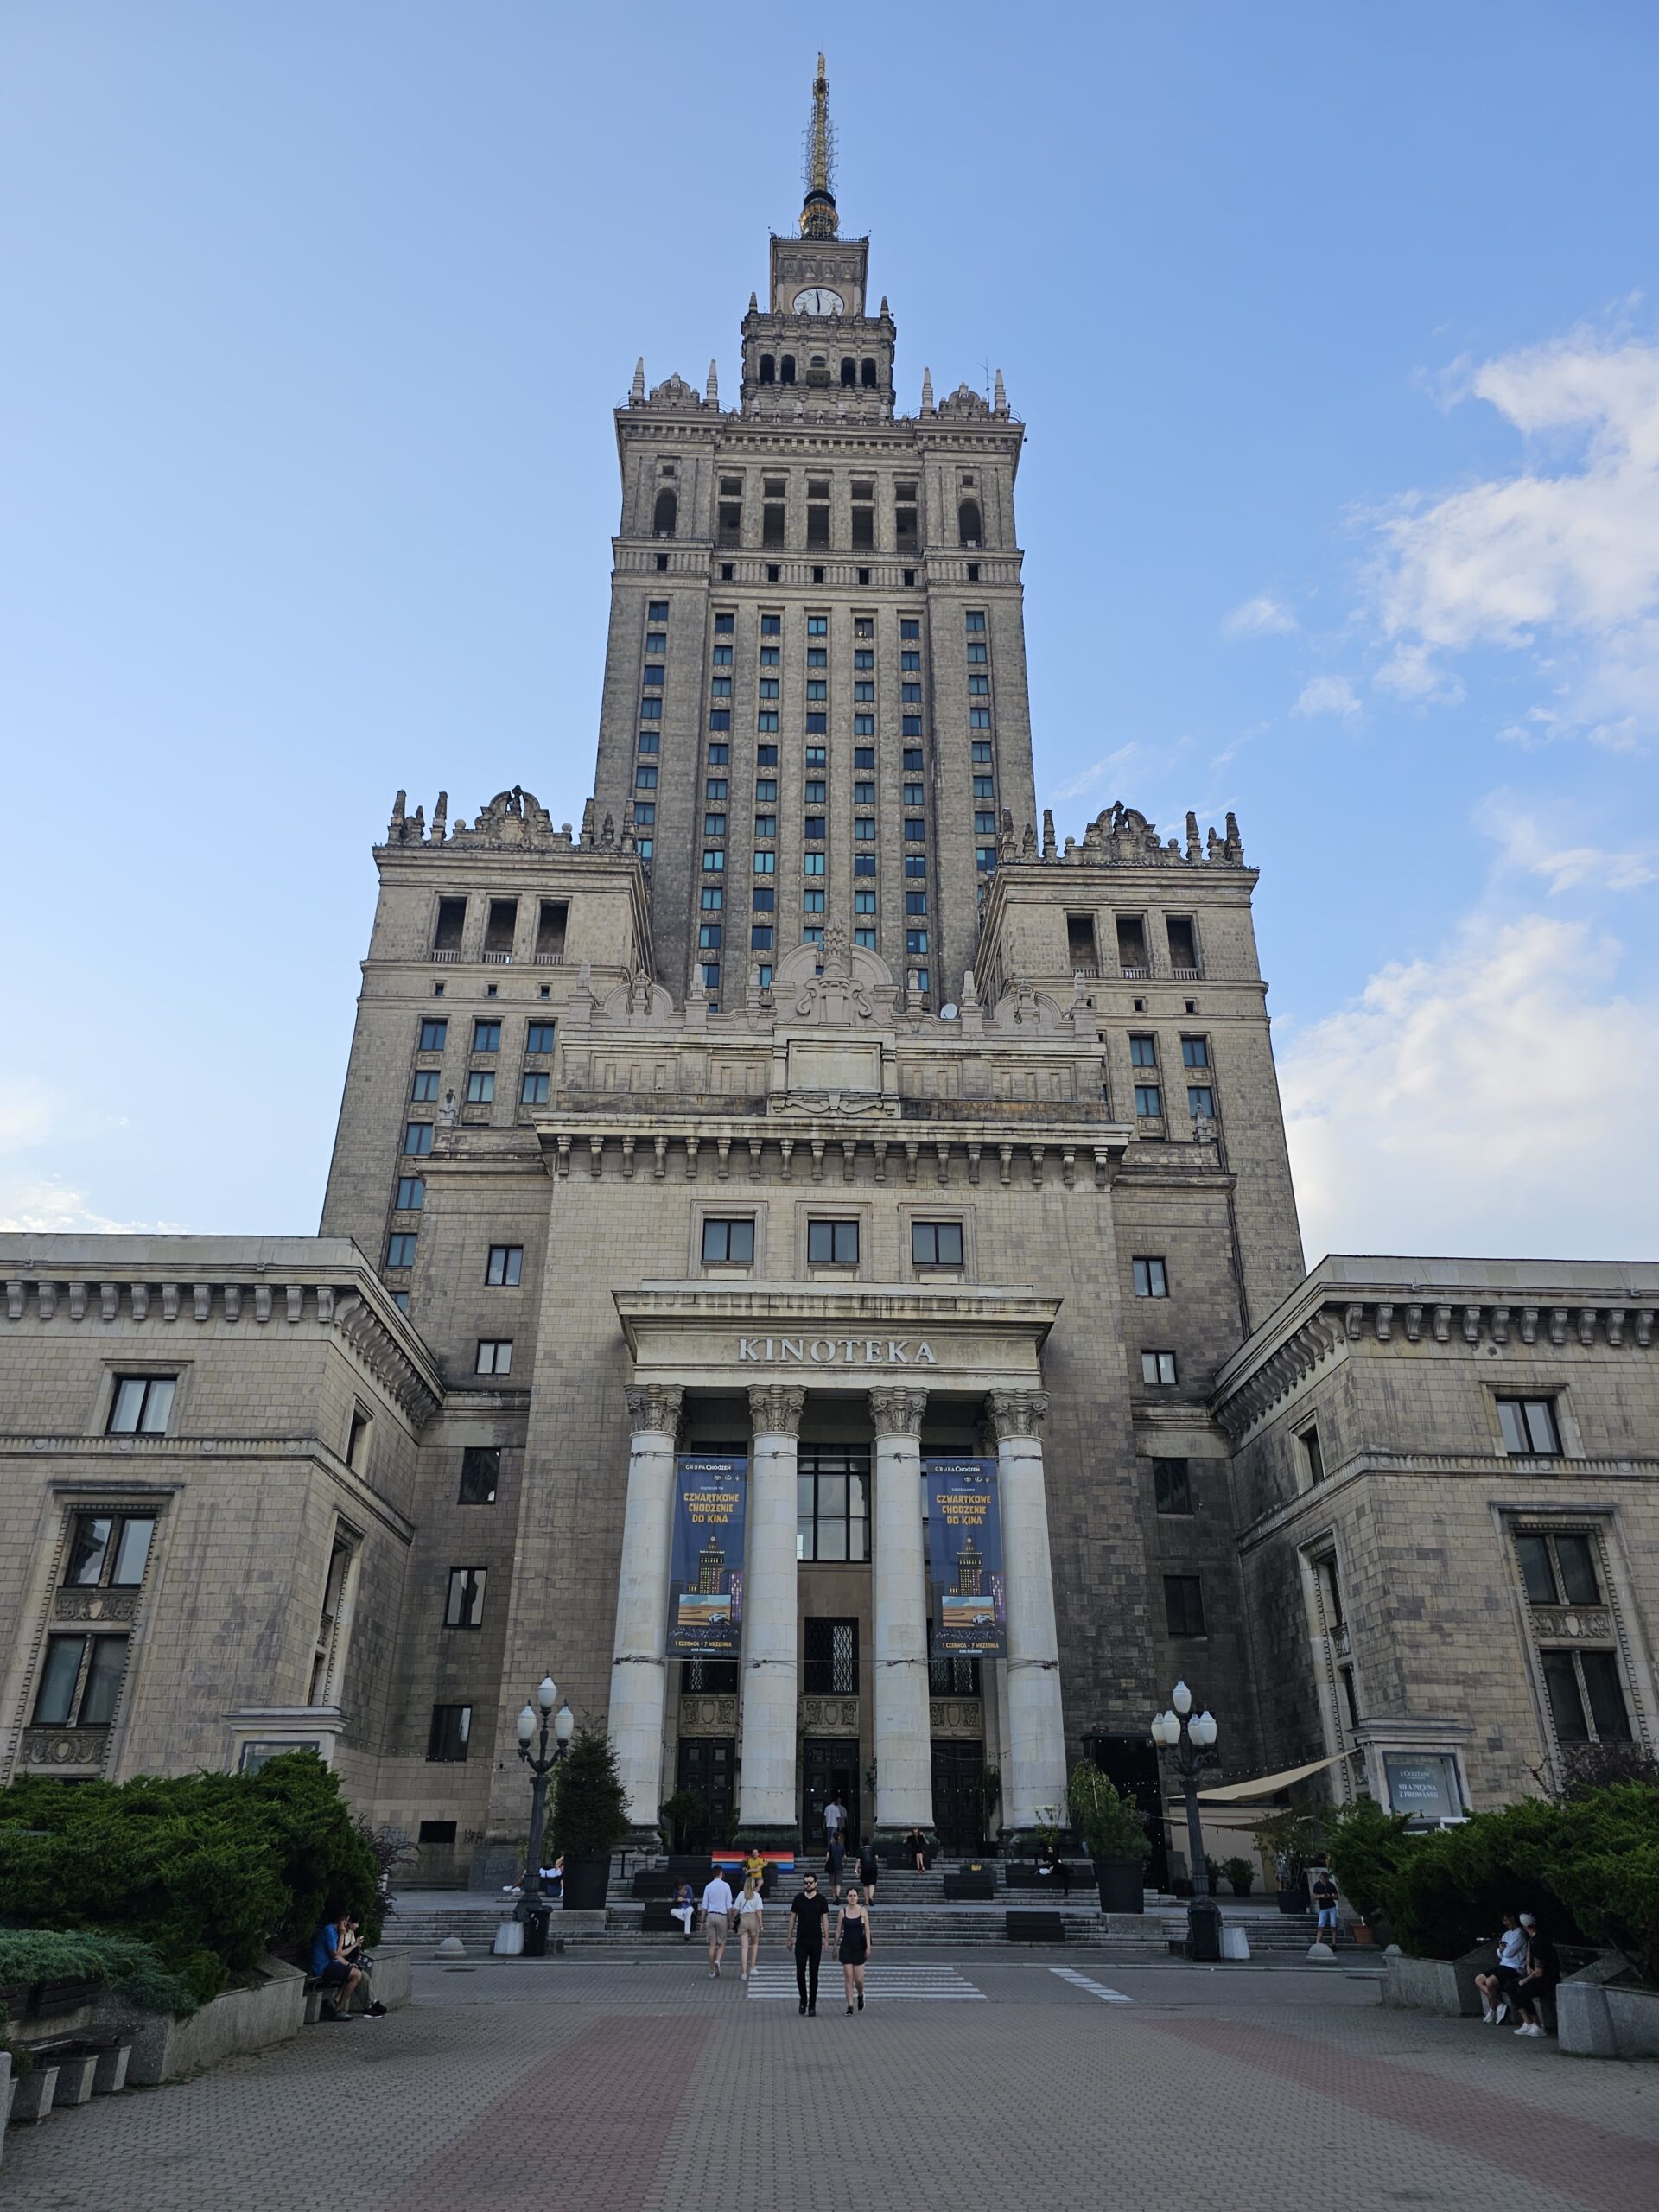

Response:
(606, 1383), (683, 1830)
(988, 1389), (1067, 1829)
(869, 1387), (934, 1834)
(738, 1383), (804, 1838)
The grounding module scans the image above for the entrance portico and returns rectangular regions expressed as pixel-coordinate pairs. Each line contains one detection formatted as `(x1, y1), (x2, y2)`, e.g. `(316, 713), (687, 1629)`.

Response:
(607, 1286), (1065, 1844)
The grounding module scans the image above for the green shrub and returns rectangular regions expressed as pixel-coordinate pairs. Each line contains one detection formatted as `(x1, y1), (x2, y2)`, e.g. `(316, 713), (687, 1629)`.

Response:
(0, 1929), (198, 2017)
(1065, 1762), (1148, 1863)
(1324, 1797), (1414, 1926)
(0, 1752), (378, 2003)
(548, 1726), (630, 1859)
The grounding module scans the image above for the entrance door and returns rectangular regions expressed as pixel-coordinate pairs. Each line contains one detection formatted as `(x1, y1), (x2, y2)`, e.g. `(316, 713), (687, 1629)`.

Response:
(675, 1737), (735, 1850)
(931, 1741), (984, 1855)
(1090, 1732), (1166, 1891)
(802, 1738), (861, 1850)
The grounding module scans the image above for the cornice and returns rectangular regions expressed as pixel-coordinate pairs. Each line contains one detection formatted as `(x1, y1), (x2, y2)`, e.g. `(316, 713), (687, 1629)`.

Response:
(1235, 1448), (1659, 1554)
(537, 1116), (1129, 1191)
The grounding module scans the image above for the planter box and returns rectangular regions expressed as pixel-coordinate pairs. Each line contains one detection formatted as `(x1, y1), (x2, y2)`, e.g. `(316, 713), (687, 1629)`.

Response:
(120, 1957), (306, 2086)
(51, 2053), (98, 2107)
(11, 2065), (60, 2123)
(1093, 1860), (1146, 1914)
(562, 1855), (610, 1912)
(92, 2044), (130, 2094)
(1382, 1945), (1495, 2018)
(1557, 1964), (1659, 2060)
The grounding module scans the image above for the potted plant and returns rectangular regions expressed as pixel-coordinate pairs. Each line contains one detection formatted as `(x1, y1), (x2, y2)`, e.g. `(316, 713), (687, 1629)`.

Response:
(1066, 1761), (1149, 1914)
(1223, 1855), (1255, 1897)
(656, 1789), (709, 1856)
(549, 1724), (630, 1911)
(1250, 1808), (1324, 1914)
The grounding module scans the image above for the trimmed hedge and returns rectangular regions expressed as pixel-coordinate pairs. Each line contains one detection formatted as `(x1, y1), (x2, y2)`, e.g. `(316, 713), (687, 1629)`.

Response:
(0, 1929), (198, 2018)
(0, 1752), (378, 2005)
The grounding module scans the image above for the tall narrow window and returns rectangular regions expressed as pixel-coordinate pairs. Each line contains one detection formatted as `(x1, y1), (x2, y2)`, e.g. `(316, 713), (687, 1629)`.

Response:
(1163, 1575), (1206, 1637)
(1152, 1458), (1192, 1515)
(803, 1615), (861, 1690)
(1299, 1425), (1325, 1486)
(427, 1704), (472, 1761)
(34, 1634), (130, 1727)
(66, 1512), (156, 1588)
(459, 1446), (500, 1504)
(444, 1567), (487, 1630)
(309, 1534), (355, 1704)
(958, 497), (982, 546)
(1132, 1257), (1169, 1298)
(652, 487), (677, 536)
(434, 897), (466, 951)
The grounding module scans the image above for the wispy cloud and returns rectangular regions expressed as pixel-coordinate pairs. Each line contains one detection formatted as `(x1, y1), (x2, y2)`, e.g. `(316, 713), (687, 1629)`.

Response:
(0, 1175), (181, 1236)
(1054, 744), (1138, 802)
(1475, 791), (1656, 893)
(1293, 674), (1361, 718)
(1222, 594), (1298, 639)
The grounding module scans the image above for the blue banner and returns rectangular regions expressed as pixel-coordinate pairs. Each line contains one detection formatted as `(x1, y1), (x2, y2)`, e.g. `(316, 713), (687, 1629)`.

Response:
(925, 1456), (1006, 1656)
(667, 1455), (747, 1657)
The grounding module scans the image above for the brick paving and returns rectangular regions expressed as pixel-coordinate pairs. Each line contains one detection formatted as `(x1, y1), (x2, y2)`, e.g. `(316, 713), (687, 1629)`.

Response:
(3, 1955), (1655, 2212)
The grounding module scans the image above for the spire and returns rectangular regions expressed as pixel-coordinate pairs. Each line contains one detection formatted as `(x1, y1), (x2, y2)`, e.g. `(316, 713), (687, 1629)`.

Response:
(799, 52), (838, 239)
(993, 368), (1007, 416)
(706, 358), (719, 406)
(631, 356), (645, 404)
(921, 367), (934, 415)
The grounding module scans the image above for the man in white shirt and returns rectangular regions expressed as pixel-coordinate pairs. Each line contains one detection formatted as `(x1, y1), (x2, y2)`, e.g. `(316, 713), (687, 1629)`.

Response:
(699, 1869), (735, 1976)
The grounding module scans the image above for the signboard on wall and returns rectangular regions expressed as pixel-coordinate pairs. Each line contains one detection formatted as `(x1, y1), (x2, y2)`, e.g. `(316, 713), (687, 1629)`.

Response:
(1382, 1753), (1461, 1824)
(667, 1456), (747, 1657)
(925, 1456), (1006, 1656)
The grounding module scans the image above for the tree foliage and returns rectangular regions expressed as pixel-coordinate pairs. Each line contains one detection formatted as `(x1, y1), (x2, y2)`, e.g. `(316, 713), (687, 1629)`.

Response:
(548, 1725), (630, 1858)
(1065, 1760), (1149, 1863)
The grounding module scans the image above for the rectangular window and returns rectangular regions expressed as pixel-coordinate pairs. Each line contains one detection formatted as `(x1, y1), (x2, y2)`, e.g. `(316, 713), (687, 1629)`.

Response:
(475, 1339), (513, 1376)
(1132, 1256), (1168, 1298)
(752, 886), (774, 910)
(703, 813), (728, 836)
(1299, 1425), (1325, 1485)
(1141, 1350), (1178, 1386)
(35, 1633), (130, 1727)
(643, 662), (665, 685)
(1128, 1034), (1158, 1068)
(804, 816), (827, 841)
(758, 677), (779, 699)
(974, 811), (996, 836)
(632, 804), (656, 826)
(645, 632), (666, 654)
(1499, 1398), (1563, 1456)
(967, 675), (989, 696)
(709, 709), (732, 731)
(466, 1070), (493, 1104)
(486, 1244), (523, 1287)
(1163, 1574), (1206, 1637)
(1516, 1530), (1600, 1607)
(459, 1446), (499, 1504)
(757, 711), (779, 733)
(906, 929), (929, 954)
(419, 1018), (448, 1051)
(807, 1218), (860, 1265)
(648, 600), (669, 621)
(434, 895), (467, 950)
(1188, 1086), (1216, 1120)
(969, 709), (990, 729)
(404, 1122), (433, 1155)
(444, 1567), (487, 1630)
(965, 611), (985, 632)
(395, 1175), (424, 1211)
(702, 850), (725, 872)
(386, 1232), (417, 1268)
(798, 1452), (871, 1565)
(755, 779), (779, 802)
(520, 1071), (550, 1105)
(803, 852), (825, 875)
(911, 1220), (964, 1268)
(971, 741), (992, 764)
(973, 776), (995, 801)
(902, 715), (923, 736)
(1181, 1035), (1210, 1068)
(976, 847), (997, 871)
(710, 677), (732, 698)
(804, 888), (826, 913)
(854, 929), (875, 950)
(751, 925), (774, 950)
(702, 1217), (755, 1265)
(698, 923), (722, 950)
(855, 855), (877, 877)
(473, 1020), (501, 1053)
(1135, 1084), (1162, 1116)
(66, 1511), (156, 1588)
(636, 731), (659, 753)
(761, 613), (782, 635)
(634, 767), (659, 791)
(753, 849), (776, 874)
(1541, 1647), (1630, 1745)
(905, 890), (927, 914)
(803, 1613), (861, 1686)
(853, 889), (876, 914)
(525, 1021), (556, 1054)
(855, 818), (875, 840)
(411, 1067), (443, 1103)
(639, 696), (662, 720)
(701, 887), (724, 910)
(1153, 1458), (1192, 1515)
(426, 1704), (472, 1762)
(757, 744), (779, 767)
(107, 1376), (175, 1436)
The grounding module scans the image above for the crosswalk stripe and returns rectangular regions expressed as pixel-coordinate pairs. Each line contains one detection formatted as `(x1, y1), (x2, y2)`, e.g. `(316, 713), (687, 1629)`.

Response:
(1051, 1967), (1132, 2003)
(745, 1965), (984, 2000)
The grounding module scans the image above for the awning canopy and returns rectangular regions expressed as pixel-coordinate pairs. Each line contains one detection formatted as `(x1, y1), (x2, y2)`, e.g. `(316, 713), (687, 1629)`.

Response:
(1196, 1753), (1344, 1803)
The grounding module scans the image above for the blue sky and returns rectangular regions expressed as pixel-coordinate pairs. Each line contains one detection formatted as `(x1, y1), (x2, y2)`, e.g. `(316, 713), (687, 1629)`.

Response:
(3, 3), (1656, 1262)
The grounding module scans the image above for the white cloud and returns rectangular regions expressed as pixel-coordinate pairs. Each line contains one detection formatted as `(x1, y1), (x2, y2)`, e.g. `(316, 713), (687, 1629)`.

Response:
(0, 1175), (180, 1236)
(1373, 328), (1659, 746)
(1293, 674), (1360, 718)
(1475, 791), (1656, 893)
(1054, 745), (1138, 802)
(1281, 913), (1659, 1261)
(1223, 594), (1298, 639)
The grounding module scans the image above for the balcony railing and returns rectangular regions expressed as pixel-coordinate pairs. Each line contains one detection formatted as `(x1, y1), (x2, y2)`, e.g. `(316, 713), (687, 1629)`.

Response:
(534, 952), (567, 967)
(429, 949), (462, 963)
(1172, 965), (1201, 982)
(480, 950), (512, 964)
(1120, 964), (1151, 981)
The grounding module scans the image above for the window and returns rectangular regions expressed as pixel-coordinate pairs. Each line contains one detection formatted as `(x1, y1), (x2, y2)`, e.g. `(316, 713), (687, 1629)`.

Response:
(1541, 1649), (1631, 1745)
(107, 1376), (175, 1436)
(1164, 1575), (1206, 1637)
(703, 814), (728, 836)
(799, 1450), (870, 1564)
(905, 929), (929, 954)
(751, 925), (773, 950)
(755, 779), (779, 802)
(758, 677), (779, 699)
(905, 890), (927, 915)
(709, 709), (732, 731)
(637, 731), (659, 753)
(977, 848), (997, 871)
(1188, 1087), (1216, 1121)
(803, 1612), (861, 1681)
(911, 1220), (963, 1268)
(518, 1071), (550, 1106)
(644, 659), (666, 684)
(387, 1233), (417, 1269)
(427, 1704), (472, 1762)
(804, 852), (825, 876)
(1134, 1084), (1162, 1117)
(466, 1070), (493, 1104)
(634, 766), (658, 792)
(974, 812), (996, 836)
(705, 779), (728, 803)
(396, 1176), (424, 1211)
(410, 1067), (442, 1103)
(804, 888), (826, 914)
(647, 600), (669, 622)
(805, 744), (827, 766)
(1516, 1530), (1600, 1608)
(1141, 1350), (1178, 1387)
(856, 855), (877, 877)
(854, 888), (875, 914)
(65, 1511), (156, 1588)
(459, 1446), (499, 1504)
(752, 886), (774, 910)
(698, 923), (722, 950)
(1127, 1035), (1156, 1068)
(803, 816), (827, 842)
(807, 615), (827, 636)
(1499, 1398), (1563, 1456)
(404, 1122), (433, 1155)
(702, 1217), (755, 1265)
(758, 741), (779, 766)
(1133, 1256), (1168, 1298)
(903, 715), (923, 736)
(475, 1339), (513, 1376)
(526, 1021), (556, 1054)
(701, 886), (723, 909)
(486, 1244), (523, 1287)
(967, 642), (988, 664)
(645, 632), (667, 654)
(472, 1020), (501, 1053)
(434, 895), (467, 951)
(1153, 1458), (1192, 1515)
(753, 849), (776, 874)
(34, 1634), (129, 1727)
(855, 818), (875, 841)
(1181, 1035), (1210, 1069)
(703, 850), (725, 872)
(757, 711), (779, 733)
(707, 741), (729, 764)
(419, 1018), (448, 1052)
(444, 1567), (487, 1630)
(710, 677), (732, 698)
(971, 740), (992, 764)
(808, 1218), (860, 1265)
(1168, 916), (1198, 971)
(967, 675), (989, 696)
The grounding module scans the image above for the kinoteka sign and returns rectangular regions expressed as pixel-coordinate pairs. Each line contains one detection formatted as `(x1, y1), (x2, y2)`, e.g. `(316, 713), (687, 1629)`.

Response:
(738, 1335), (939, 1367)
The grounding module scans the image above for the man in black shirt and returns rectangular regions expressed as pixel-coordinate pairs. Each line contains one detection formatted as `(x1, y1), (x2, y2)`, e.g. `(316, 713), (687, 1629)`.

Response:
(787, 1871), (831, 2014)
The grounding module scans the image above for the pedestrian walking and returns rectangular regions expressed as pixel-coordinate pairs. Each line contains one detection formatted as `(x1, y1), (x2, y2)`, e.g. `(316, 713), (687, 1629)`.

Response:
(823, 1793), (847, 1900)
(836, 1884), (872, 2013)
(786, 1869), (831, 2015)
(1310, 1864), (1339, 1945)
(1475, 1912), (1528, 2024)
(856, 1836), (880, 1904)
(735, 1874), (766, 1981)
(699, 1866), (734, 1977)
(1513, 1913), (1559, 2037)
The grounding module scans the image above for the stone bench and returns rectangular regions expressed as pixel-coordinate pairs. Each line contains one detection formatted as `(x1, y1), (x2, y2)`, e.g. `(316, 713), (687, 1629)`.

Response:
(942, 1872), (996, 1901)
(1006, 1909), (1066, 1943)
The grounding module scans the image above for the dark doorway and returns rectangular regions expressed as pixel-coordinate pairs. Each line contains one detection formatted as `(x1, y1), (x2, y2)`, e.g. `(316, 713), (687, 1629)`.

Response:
(675, 1737), (734, 1851)
(930, 1740), (984, 1855)
(1090, 1732), (1166, 1891)
(802, 1737), (861, 1851)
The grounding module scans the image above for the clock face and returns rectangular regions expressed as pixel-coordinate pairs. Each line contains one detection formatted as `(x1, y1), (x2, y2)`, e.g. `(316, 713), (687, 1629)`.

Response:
(792, 286), (845, 317)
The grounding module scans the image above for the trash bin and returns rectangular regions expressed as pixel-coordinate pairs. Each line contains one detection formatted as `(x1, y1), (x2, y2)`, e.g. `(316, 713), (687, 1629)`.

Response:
(493, 1918), (524, 1955)
(1185, 1897), (1223, 1961)
(524, 1906), (552, 1958)
(1220, 1924), (1251, 1961)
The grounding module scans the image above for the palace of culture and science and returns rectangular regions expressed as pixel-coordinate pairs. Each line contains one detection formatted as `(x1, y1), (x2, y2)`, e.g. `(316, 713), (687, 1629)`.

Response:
(3, 64), (1655, 1886)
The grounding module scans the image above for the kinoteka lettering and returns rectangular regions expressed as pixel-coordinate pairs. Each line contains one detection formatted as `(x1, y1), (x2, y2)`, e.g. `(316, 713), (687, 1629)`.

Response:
(738, 1336), (939, 1366)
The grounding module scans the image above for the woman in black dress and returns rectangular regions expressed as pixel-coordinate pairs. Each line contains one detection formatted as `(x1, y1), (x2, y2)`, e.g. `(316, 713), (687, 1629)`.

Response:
(836, 1884), (872, 2013)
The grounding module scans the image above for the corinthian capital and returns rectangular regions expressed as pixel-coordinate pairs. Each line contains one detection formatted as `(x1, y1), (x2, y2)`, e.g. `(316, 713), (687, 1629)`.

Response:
(868, 1387), (928, 1438)
(747, 1384), (806, 1437)
(624, 1383), (683, 1435)
(986, 1389), (1049, 1442)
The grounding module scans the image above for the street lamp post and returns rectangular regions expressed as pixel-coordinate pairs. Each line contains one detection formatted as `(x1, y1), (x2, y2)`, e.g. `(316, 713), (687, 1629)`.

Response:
(515, 1675), (575, 1923)
(1150, 1680), (1222, 1962)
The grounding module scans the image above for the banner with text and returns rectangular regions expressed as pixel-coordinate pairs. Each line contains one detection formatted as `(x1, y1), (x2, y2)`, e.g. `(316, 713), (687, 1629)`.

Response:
(667, 1456), (747, 1658)
(925, 1456), (1006, 1657)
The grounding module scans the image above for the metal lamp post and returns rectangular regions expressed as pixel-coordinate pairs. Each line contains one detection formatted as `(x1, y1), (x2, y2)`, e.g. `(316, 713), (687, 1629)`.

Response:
(1150, 1680), (1222, 1961)
(515, 1675), (575, 1923)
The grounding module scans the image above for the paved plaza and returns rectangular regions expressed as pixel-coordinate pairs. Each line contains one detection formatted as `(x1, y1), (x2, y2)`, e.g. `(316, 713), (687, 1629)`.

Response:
(5, 1952), (1656, 2212)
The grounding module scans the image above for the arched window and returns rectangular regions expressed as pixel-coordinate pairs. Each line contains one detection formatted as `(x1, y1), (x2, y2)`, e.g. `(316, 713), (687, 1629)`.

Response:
(759, 354), (775, 385)
(840, 358), (856, 387)
(957, 498), (982, 547)
(861, 358), (877, 389)
(653, 488), (677, 537)
(780, 355), (797, 385)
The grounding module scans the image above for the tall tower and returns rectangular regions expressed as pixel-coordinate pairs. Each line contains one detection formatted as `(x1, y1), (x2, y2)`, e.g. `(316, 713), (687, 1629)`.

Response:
(591, 56), (1034, 1007)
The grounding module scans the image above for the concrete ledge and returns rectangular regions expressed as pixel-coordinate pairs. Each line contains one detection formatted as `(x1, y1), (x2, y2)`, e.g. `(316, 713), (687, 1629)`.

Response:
(120, 1957), (306, 2086)
(1381, 1953), (1479, 2016)
(1558, 1969), (1659, 2060)
(369, 1953), (412, 2011)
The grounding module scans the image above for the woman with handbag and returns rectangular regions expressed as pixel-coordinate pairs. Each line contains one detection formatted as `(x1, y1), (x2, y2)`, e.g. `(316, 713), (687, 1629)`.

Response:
(836, 1884), (871, 2014)
(735, 1875), (766, 1981)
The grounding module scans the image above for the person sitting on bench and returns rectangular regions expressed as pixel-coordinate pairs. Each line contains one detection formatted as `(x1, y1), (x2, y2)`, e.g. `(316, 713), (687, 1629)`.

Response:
(903, 1826), (929, 1872)
(670, 1881), (696, 1938)
(1037, 1841), (1070, 1896)
(311, 1917), (365, 2019)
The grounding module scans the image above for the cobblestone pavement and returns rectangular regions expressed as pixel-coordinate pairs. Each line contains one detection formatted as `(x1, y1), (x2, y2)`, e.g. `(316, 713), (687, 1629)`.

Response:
(4, 1954), (1656, 2212)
